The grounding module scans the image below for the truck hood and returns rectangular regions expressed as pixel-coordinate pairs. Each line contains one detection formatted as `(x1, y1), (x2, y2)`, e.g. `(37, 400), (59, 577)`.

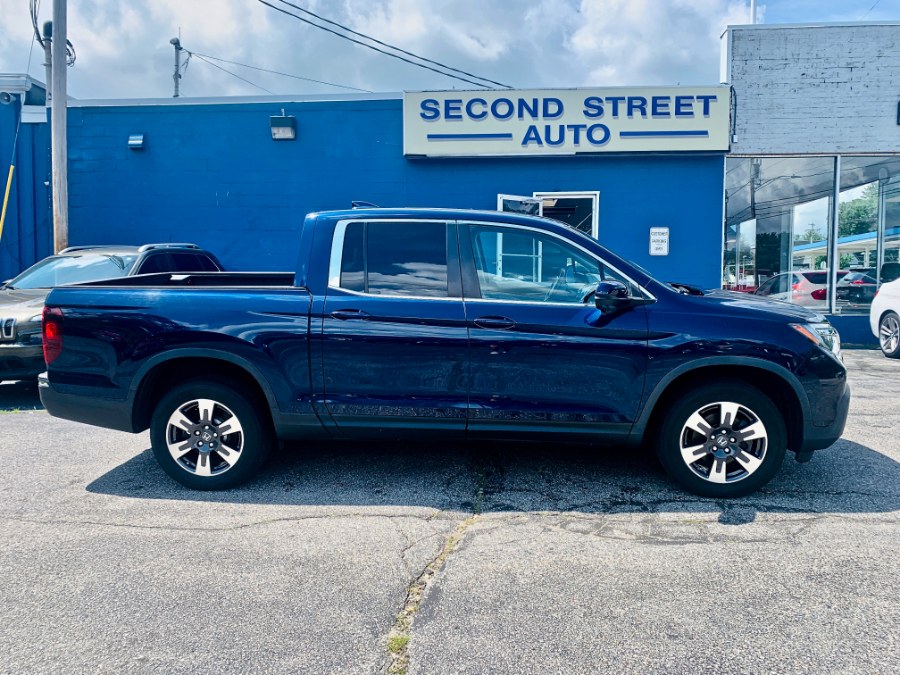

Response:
(690, 289), (828, 323)
(0, 288), (49, 321)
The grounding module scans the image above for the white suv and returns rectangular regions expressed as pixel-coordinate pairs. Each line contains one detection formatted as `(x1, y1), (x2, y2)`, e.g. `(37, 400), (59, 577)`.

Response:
(870, 278), (900, 358)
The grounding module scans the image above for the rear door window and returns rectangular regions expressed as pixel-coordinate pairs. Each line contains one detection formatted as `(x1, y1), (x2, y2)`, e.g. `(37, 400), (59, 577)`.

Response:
(137, 254), (175, 274)
(335, 221), (450, 298)
(170, 253), (220, 272)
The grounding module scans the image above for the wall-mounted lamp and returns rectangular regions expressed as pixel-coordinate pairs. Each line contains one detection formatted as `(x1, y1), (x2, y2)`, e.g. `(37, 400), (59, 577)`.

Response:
(127, 133), (145, 150)
(270, 109), (296, 141)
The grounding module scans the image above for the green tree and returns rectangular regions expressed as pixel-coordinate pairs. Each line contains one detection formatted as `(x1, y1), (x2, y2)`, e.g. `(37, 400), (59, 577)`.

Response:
(838, 183), (878, 237)
(795, 223), (823, 245)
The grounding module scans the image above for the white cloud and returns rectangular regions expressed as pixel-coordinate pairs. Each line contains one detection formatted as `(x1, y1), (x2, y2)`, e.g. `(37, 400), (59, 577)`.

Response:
(0, 0), (826, 101)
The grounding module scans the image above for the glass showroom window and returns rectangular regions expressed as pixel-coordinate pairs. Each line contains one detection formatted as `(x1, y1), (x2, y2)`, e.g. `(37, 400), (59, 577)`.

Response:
(724, 157), (835, 309)
(834, 157), (900, 314)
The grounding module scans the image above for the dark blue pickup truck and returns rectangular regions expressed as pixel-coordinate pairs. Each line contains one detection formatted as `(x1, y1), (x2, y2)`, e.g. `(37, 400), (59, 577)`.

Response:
(39, 208), (849, 497)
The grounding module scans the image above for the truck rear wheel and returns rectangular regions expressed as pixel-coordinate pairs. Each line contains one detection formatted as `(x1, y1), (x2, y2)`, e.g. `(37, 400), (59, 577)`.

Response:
(655, 381), (786, 498)
(150, 380), (272, 490)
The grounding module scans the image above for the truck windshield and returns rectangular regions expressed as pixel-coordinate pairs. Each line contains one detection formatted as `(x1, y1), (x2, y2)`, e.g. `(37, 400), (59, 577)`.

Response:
(7, 254), (138, 289)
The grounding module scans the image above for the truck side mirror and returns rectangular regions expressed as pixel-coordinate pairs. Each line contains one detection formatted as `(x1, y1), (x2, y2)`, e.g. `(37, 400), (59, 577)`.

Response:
(594, 280), (639, 314)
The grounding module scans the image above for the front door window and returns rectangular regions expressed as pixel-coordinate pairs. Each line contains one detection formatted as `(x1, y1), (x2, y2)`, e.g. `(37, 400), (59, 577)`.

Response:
(470, 224), (629, 304)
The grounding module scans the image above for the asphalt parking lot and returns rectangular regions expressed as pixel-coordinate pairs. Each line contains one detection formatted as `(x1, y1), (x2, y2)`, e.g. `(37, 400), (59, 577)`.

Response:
(0, 351), (898, 674)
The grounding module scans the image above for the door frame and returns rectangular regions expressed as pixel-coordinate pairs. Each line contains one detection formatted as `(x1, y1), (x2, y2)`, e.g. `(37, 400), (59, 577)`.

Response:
(532, 191), (600, 239)
(497, 194), (543, 216)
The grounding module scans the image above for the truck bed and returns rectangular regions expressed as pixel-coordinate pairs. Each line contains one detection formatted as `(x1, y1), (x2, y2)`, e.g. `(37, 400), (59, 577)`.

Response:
(77, 271), (297, 288)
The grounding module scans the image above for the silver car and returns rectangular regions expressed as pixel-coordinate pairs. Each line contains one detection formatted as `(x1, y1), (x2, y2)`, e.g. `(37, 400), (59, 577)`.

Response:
(0, 244), (222, 382)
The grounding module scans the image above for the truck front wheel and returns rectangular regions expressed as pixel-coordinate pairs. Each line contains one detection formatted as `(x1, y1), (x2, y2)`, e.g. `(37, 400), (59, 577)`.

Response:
(655, 382), (787, 498)
(150, 380), (272, 490)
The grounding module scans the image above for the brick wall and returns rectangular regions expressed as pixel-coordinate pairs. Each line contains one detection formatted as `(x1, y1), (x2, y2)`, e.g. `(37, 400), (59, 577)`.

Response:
(726, 24), (900, 155)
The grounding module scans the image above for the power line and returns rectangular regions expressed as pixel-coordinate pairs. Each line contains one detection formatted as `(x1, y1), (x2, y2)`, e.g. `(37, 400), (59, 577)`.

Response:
(256, 0), (505, 90)
(861, 0), (883, 19)
(186, 50), (373, 93)
(270, 0), (511, 89)
(192, 54), (274, 94)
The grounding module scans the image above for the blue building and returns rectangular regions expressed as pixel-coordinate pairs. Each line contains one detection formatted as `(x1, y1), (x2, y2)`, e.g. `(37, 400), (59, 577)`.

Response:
(0, 70), (881, 344)
(0, 75), (51, 283)
(58, 88), (727, 291)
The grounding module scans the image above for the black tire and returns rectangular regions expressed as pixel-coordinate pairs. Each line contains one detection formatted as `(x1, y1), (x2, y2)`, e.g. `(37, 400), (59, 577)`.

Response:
(655, 381), (787, 498)
(879, 311), (900, 358)
(150, 379), (273, 490)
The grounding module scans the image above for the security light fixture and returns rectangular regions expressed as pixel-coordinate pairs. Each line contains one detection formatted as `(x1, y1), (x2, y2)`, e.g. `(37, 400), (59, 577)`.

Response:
(270, 111), (297, 141)
(127, 134), (145, 150)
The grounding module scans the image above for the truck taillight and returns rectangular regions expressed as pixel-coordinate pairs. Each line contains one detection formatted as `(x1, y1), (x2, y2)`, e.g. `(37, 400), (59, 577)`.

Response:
(42, 306), (63, 365)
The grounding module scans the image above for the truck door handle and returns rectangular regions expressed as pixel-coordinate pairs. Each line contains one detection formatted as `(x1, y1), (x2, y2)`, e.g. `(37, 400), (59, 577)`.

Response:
(329, 308), (370, 320)
(473, 315), (516, 330)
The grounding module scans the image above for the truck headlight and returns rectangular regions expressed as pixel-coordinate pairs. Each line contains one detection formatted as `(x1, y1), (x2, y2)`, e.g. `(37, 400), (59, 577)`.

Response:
(791, 322), (841, 357)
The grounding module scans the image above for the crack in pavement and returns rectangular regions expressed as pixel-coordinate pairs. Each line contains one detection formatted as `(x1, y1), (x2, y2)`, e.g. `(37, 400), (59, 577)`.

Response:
(383, 515), (478, 675)
(2, 512), (463, 533)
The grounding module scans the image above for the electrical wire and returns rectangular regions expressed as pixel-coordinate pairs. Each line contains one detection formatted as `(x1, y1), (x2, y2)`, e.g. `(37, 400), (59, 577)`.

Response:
(185, 50), (373, 93)
(257, 0), (503, 90)
(30, 0), (43, 46)
(30, 0), (75, 66)
(192, 54), (274, 94)
(270, 0), (511, 89)
(861, 0), (883, 19)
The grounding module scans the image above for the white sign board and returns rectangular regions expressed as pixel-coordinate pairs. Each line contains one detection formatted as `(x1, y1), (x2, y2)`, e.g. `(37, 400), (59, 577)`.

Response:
(649, 227), (670, 256)
(403, 86), (730, 157)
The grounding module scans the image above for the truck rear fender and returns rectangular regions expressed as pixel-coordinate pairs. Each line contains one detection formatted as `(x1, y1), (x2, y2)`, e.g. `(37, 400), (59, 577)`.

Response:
(130, 350), (280, 433)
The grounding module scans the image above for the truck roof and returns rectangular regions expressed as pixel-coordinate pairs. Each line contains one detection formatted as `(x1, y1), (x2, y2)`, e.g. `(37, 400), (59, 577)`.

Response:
(308, 207), (588, 240)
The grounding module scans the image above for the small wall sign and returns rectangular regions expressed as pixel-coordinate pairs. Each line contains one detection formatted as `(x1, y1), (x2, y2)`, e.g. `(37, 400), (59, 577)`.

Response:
(649, 227), (669, 256)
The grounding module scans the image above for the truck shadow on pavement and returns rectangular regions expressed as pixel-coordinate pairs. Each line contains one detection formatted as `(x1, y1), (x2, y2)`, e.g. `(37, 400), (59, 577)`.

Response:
(86, 437), (900, 525)
(0, 380), (43, 411)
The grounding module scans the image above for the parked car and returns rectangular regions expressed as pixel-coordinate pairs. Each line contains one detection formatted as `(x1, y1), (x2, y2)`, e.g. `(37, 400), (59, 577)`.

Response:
(836, 271), (878, 305)
(753, 270), (846, 306)
(39, 209), (849, 498)
(870, 277), (900, 358)
(0, 243), (222, 382)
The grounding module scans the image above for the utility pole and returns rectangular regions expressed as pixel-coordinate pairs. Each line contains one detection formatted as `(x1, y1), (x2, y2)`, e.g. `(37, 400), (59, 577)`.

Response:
(41, 22), (52, 104)
(750, 0), (757, 24)
(51, 0), (68, 252)
(170, 37), (182, 98)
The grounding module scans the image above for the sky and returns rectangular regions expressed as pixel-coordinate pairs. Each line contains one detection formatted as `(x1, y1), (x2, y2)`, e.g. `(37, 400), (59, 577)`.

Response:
(0, 0), (897, 100)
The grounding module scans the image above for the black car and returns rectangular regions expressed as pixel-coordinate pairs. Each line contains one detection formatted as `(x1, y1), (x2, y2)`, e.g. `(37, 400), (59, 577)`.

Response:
(0, 243), (223, 382)
(836, 271), (878, 305)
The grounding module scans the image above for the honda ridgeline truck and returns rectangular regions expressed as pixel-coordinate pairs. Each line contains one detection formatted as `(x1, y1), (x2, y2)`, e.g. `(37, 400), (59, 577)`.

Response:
(39, 209), (849, 498)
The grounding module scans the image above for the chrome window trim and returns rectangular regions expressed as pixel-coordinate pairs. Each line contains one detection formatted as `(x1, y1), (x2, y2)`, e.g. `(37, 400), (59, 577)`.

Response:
(461, 220), (657, 304)
(328, 217), (656, 305)
(328, 218), (458, 301)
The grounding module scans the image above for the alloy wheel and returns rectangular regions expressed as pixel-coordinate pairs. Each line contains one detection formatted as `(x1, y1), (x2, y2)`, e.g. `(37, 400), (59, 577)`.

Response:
(165, 398), (244, 477)
(679, 401), (768, 484)
(880, 315), (900, 354)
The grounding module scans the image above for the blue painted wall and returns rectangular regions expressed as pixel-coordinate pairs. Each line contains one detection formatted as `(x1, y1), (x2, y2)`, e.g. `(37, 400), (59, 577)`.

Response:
(0, 96), (51, 281)
(67, 98), (726, 289)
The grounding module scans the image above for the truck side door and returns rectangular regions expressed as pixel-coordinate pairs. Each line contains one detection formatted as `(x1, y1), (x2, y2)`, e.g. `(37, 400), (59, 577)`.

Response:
(320, 219), (468, 434)
(460, 220), (649, 440)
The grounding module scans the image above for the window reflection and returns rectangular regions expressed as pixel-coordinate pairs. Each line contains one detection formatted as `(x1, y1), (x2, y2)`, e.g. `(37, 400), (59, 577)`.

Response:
(835, 157), (900, 314)
(724, 157), (834, 308)
(725, 155), (900, 315)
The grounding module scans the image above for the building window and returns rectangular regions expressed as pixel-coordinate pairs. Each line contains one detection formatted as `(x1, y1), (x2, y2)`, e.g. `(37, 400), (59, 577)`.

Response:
(725, 155), (900, 315)
(724, 156), (834, 309)
(835, 157), (900, 314)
